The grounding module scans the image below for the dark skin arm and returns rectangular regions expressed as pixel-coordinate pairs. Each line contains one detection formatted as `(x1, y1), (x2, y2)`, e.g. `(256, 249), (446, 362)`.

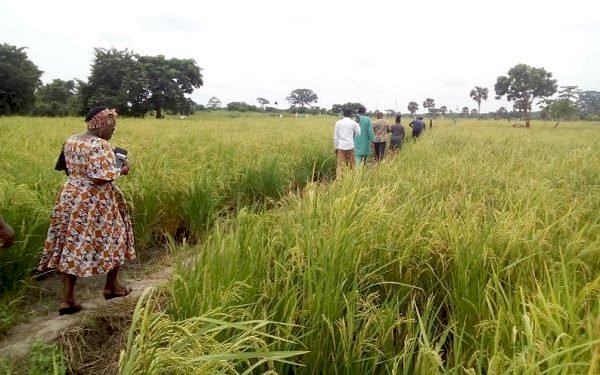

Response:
(0, 218), (15, 249)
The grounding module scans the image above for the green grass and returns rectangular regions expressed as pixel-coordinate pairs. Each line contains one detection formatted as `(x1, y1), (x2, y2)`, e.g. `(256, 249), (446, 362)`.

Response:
(2, 116), (599, 373)
(122, 120), (599, 373)
(0, 341), (66, 375)
(0, 113), (336, 331)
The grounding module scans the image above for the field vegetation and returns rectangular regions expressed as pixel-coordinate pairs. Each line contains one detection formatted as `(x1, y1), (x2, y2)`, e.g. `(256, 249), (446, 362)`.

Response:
(1, 115), (599, 373)
(0, 113), (335, 332)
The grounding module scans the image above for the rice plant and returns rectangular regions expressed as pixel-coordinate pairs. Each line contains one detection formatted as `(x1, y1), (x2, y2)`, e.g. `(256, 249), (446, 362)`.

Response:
(2, 116), (599, 372)
(152, 120), (599, 373)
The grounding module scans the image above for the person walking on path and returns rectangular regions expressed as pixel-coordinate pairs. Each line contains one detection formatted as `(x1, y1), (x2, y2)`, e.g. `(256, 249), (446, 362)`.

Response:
(354, 106), (374, 166)
(372, 112), (390, 162)
(409, 116), (425, 140)
(333, 108), (361, 177)
(38, 106), (136, 316)
(389, 115), (406, 151)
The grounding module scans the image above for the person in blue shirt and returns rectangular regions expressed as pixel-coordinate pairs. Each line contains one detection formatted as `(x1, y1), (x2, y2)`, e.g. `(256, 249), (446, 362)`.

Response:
(409, 116), (425, 140)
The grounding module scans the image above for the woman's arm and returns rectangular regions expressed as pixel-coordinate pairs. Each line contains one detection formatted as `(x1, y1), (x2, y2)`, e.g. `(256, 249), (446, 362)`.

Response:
(0, 218), (15, 249)
(120, 159), (130, 175)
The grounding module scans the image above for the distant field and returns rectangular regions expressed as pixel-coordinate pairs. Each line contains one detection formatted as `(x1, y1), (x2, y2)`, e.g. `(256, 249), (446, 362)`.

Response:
(1, 115), (599, 373)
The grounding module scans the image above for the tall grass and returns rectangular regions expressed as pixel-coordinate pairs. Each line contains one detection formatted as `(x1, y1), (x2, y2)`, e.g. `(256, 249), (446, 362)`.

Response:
(2, 116), (599, 372)
(0, 340), (66, 374)
(0, 114), (336, 331)
(119, 288), (307, 374)
(129, 121), (600, 373)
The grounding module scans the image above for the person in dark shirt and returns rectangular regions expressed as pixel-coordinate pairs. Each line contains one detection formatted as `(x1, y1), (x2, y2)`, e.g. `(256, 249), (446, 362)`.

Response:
(389, 115), (405, 151)
(409, 116), (425, 140)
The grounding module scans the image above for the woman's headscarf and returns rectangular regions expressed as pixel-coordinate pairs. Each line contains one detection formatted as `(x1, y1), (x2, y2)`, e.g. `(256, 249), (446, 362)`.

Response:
(86, 108), (118, 130)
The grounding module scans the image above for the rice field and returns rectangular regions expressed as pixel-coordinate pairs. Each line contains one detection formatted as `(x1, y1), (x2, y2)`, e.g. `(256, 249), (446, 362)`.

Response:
(1, 115), (599, 373)
(0, 113), (335, 330)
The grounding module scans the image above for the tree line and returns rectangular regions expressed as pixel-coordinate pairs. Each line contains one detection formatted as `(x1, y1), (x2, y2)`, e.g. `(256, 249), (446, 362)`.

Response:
(2, 43), (599, 123)
(1, 44), (203, 118)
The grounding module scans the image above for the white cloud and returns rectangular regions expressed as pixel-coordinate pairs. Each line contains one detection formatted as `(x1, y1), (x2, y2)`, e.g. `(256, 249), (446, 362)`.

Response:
(2, 0), (599, 112)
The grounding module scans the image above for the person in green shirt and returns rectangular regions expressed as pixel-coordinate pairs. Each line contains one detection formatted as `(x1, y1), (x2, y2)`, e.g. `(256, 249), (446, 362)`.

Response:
(354, 106), (374, 166)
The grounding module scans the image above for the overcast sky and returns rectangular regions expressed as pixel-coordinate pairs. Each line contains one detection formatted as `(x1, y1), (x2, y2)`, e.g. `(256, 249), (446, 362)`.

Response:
(2, 0), (599, 113)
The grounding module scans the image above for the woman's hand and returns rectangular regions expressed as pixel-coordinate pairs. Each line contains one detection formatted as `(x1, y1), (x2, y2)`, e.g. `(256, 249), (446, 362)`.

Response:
(120, 159), (130, 176)
(0, 218), (15, 249)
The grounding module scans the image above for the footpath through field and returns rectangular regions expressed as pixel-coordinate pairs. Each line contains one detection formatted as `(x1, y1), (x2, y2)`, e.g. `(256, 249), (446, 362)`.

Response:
(0, 264), (172, 362)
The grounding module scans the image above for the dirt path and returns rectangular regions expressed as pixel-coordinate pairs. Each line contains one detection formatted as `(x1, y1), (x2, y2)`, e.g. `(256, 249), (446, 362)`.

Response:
(0, 264), (172, 362)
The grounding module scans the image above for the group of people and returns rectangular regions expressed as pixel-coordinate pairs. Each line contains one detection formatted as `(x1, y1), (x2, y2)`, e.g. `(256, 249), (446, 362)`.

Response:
(2, 106), (136, 316)
(333, 106), (428, 175)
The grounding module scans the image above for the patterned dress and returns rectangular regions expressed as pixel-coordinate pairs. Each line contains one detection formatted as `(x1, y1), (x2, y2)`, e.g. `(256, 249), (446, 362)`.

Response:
(38, 135), (136, 277)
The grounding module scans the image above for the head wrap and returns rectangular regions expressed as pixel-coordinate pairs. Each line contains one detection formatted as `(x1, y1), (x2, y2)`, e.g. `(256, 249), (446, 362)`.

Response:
(86, 108), (118, 130)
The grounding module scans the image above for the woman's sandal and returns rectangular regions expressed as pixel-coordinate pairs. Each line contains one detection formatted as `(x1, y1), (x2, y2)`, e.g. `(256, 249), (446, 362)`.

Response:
(58, 302), (82, 316)
(103, 285), (133, 300)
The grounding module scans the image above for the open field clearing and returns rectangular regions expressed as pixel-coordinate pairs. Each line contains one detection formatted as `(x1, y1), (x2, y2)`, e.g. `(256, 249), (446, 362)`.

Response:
(1, 116), (599, 373)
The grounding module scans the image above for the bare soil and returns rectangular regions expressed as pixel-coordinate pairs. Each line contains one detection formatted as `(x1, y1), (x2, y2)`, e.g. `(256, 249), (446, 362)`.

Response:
(0, 260), (172, 368)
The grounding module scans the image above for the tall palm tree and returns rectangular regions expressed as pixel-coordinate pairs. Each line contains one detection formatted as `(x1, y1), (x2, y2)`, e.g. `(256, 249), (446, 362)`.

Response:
(469, 86), (488, 119)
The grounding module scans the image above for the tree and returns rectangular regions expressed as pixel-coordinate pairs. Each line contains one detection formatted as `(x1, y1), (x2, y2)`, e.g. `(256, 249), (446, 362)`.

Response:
(330, 104), (343, 115)
(82, 48), (203, 118)
(331, 102), (365, 115)
(226, 101), (257, 112)
(407, 101), (419, 114)
(558, 85), (580, 102)
(469, 86), (488, 120)
(542, 98), (577, 127)
(207, 96), (221, 109)
(385, 109), (396, 116)
(540, 85), (579, 127)
(439, 106), (448, 116)
(140, 55), (203, 118)
(81, 48), (148, 116)
(286, 89), (318, 109)
(494, 64), (557, 127)
(309, 106), (322, 115)
(497, 106), (508, 120)
(462, 107), (470, 116)
(577, 91), (600, 119)
(470, 108), (478, 117)
(0, 43), (43, 115)
(34, 79), (78, 116)
(512, 99), (527, 114)
(174, 97), (196, 116)
(256, 97), (269, 110)
(422, 98), (435, 115)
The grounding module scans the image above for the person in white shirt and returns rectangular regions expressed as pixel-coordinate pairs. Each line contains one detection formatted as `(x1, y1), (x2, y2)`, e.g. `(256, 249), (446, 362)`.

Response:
(333, 108), (361, 177)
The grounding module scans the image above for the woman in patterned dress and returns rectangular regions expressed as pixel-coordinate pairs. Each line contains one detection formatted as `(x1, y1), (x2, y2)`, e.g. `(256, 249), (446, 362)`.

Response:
(38, 107), (136, 315)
